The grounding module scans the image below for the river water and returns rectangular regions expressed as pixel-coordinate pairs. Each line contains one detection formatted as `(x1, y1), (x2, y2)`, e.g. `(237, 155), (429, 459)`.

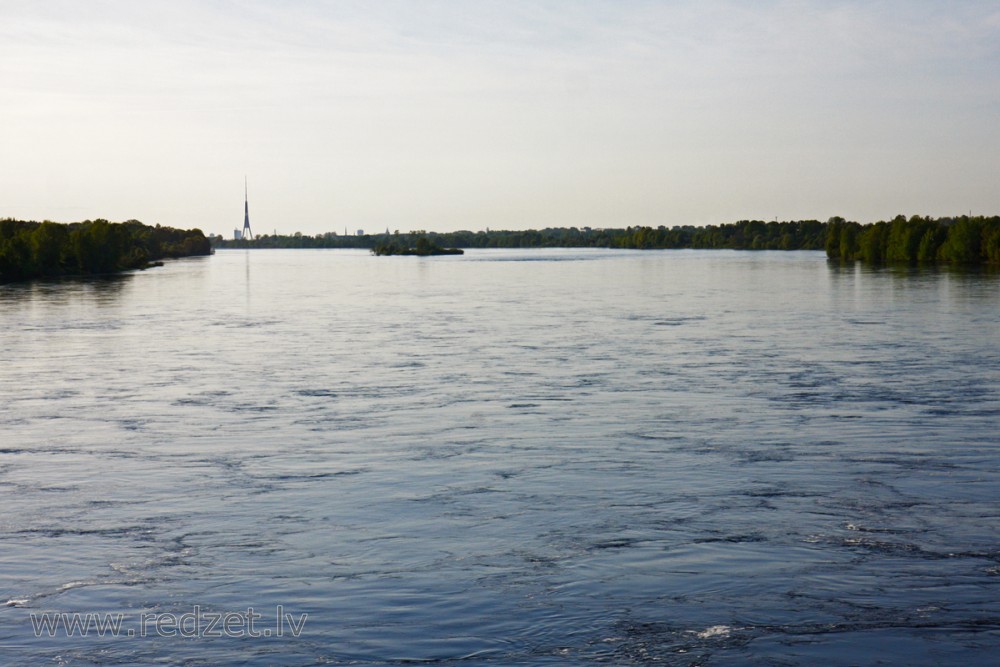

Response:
(1, 248), (999, 665)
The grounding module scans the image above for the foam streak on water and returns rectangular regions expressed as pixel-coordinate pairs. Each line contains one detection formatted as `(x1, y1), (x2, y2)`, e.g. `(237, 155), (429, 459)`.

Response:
(1, 248), (999, 665)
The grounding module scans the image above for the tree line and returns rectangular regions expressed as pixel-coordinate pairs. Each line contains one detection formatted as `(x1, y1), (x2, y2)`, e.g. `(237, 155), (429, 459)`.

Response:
(212, 215), (1000, 265)
(0, 219), (212, 284)
(214, 220), (827, 252)
(825, 215), (1000, 264)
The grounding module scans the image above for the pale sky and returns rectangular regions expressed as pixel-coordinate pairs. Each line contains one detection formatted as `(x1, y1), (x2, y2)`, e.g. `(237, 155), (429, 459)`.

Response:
(2, 1), (999, 236)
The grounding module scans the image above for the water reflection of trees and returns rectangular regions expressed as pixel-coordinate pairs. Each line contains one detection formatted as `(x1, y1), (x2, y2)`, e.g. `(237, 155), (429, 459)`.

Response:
(0, 274), (131, 307)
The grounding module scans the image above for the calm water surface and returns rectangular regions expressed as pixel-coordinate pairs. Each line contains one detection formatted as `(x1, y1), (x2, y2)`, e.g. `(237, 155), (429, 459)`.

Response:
(1, 248), (999, 665)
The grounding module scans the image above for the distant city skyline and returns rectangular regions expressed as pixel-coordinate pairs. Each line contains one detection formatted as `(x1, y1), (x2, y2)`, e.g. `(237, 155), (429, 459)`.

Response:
(2, 1), (999, 237)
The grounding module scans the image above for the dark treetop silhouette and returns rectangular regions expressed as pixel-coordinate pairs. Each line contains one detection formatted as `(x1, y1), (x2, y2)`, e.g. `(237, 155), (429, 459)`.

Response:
(0, 218), (212, 284)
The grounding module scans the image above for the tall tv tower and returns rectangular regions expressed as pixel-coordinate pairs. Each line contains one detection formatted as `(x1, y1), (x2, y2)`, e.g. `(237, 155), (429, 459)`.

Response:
(242, 176), (253, 240)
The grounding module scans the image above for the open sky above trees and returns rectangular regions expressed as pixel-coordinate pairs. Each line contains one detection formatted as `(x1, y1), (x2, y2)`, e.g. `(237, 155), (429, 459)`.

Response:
(2, 1), (999, 237)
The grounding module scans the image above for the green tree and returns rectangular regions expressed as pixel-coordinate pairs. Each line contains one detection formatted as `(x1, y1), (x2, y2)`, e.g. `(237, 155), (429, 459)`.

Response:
(939, 218), (982, 263)
(916, 226), (944, 262)
(31, 221), (69, 273)
(982, 221), (1000, 265)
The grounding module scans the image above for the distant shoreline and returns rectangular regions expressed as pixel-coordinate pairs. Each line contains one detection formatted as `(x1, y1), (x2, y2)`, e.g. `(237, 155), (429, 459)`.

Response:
(212, 215), (1000, 265)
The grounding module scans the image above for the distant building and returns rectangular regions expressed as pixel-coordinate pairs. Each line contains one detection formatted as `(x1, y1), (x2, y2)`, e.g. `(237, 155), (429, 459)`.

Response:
(234, 229), (242, 240)
(356, 229), (364, 236)
(241, 178), (254, 240)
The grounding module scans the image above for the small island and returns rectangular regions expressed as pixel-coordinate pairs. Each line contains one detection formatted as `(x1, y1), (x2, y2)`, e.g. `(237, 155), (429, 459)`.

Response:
(372, 236), (463, 256)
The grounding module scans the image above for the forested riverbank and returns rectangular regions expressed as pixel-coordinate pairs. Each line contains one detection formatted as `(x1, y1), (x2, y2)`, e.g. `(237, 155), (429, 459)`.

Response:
(0, 219), (212, 284)
(825, 215), (1000, 264)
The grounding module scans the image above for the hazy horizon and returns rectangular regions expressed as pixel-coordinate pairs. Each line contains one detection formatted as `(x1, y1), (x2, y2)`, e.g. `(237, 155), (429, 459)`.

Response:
(3, 1), (999, 237)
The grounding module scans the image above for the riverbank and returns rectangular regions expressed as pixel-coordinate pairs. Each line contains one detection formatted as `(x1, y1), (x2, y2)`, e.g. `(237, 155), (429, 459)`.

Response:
(0, 218), (212, 284)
